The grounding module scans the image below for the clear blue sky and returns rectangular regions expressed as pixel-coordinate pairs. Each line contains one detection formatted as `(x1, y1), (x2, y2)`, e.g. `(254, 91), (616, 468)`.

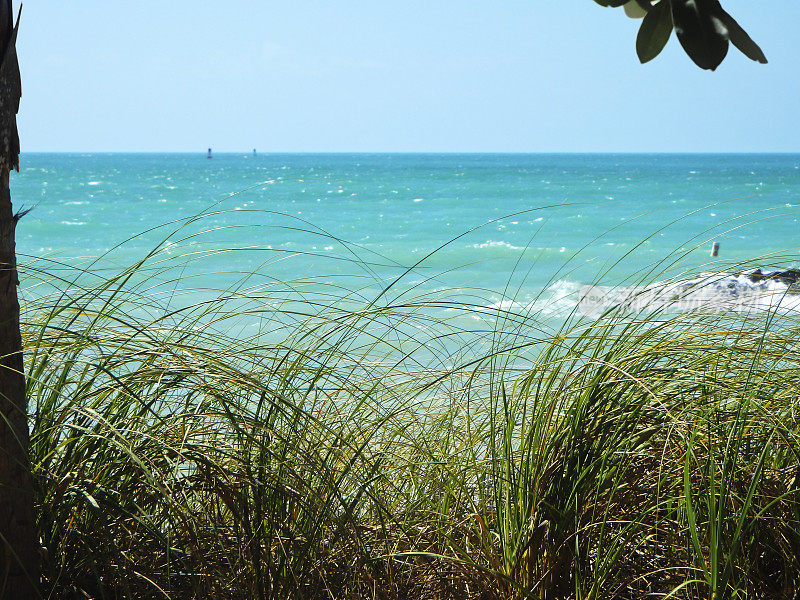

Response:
(16, 1), (800, 152)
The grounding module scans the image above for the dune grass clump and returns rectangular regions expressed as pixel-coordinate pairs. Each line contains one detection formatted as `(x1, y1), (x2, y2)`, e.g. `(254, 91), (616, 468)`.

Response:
(18, 232), (800, 600)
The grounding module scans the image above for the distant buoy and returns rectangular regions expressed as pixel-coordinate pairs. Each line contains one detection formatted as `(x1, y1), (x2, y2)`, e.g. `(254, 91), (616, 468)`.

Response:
(711, 242), (720, 257)
(206, 148), (213, 159)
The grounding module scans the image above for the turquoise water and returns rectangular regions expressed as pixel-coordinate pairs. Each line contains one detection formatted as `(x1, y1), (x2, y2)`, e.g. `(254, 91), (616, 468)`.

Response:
(12, 153), (800, 324)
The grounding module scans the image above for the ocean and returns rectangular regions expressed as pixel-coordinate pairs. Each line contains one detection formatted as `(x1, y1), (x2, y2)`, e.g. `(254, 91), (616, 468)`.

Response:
(12, 153), (800, 334)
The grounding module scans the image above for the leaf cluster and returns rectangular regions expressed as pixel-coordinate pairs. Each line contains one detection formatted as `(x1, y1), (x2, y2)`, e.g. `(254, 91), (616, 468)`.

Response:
(594, 0), (767, 70)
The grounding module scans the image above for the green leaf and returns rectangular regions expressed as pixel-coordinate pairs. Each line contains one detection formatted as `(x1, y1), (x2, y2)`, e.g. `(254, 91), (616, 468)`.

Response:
(624, 1), (649, 19)
(593, 0), (629, 7)
(669, 0), (729, 71)
(636, 1), (672, 63)
(716, 7), (767, 64)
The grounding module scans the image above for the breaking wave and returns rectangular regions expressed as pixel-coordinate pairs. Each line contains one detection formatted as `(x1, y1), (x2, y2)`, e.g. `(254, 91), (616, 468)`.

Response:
(480, 269), (800, 320)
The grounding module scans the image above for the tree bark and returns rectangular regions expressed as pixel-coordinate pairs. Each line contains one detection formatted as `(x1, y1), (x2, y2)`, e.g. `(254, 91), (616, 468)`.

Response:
(0, 2), (38, 598)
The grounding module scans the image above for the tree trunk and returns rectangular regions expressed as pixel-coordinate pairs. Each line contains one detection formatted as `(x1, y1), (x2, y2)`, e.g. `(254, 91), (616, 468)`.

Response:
(0, 2), (38, 598)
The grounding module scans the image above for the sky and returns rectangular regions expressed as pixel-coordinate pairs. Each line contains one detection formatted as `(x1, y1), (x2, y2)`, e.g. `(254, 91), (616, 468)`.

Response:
(15, 1), (800, 152)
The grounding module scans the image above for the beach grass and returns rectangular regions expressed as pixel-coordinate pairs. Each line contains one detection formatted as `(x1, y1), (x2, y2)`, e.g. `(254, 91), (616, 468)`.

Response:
(19, 225), (800, 600)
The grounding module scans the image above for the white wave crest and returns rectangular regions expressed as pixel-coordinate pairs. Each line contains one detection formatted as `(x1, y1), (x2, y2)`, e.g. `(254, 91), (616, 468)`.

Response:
(568, 271), (800, 317)
(478, 271), (800, 320)
(471, 241), (525, 251)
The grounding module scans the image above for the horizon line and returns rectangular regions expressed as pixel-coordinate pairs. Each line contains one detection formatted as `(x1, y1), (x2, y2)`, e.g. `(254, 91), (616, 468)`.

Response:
(17, 150), (800, 155)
